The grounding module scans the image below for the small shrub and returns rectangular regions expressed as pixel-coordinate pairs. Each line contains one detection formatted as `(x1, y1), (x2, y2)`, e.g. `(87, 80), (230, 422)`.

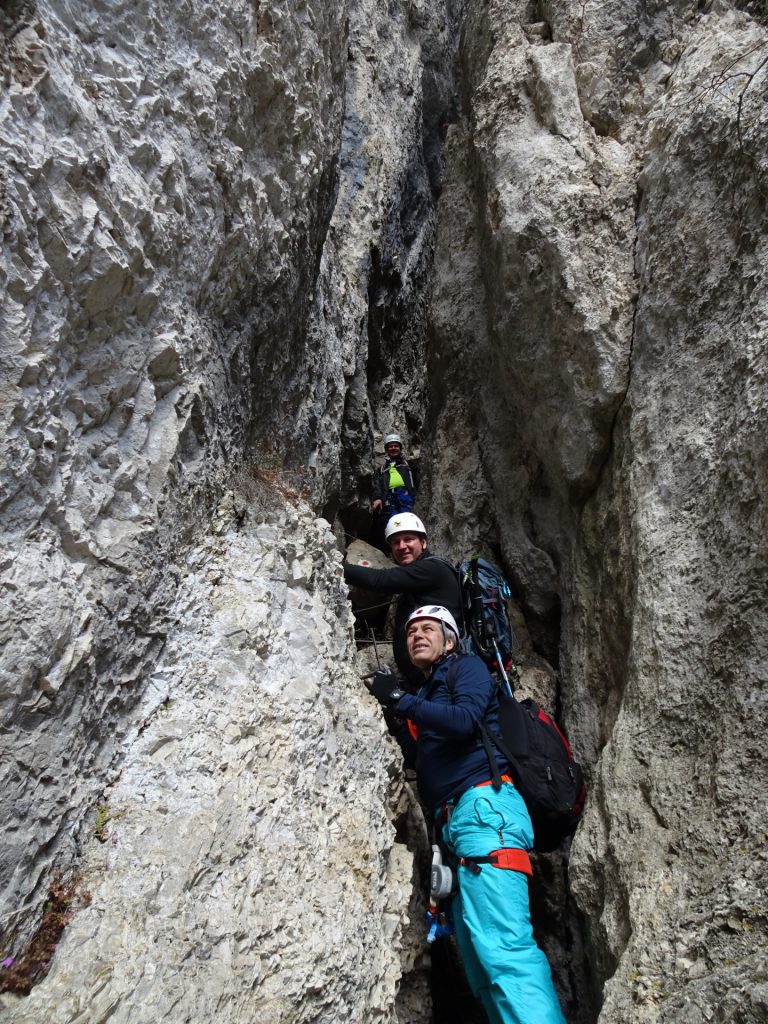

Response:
(232, 450), (310, 522)
(0, 872), (91, 995)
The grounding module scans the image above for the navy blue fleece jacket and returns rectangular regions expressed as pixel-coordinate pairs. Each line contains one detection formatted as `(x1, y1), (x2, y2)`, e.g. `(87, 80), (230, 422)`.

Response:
(392, 653), (508, 810)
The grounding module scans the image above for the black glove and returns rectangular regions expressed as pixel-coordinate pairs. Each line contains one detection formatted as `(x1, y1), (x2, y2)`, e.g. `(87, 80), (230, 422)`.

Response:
(368, 671), (405, 710)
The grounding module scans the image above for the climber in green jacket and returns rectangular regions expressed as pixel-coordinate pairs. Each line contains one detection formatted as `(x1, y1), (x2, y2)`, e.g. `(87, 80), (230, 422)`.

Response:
(372, 434), (418, 516)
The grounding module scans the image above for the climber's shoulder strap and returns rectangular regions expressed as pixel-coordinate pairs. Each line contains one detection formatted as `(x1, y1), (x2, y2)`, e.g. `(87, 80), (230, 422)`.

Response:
(445, 658), (505, 791)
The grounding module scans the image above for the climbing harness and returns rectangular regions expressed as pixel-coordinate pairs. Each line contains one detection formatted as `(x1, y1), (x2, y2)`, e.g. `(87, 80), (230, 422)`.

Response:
(425, 781), (532, 944)
(459, 848), (532, 877)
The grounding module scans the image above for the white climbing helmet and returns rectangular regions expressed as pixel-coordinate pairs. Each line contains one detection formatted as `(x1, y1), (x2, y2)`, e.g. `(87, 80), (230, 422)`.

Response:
(384, 433), (403, 447)
(384, 512), (427, 542)
(406, 605), (461, 644)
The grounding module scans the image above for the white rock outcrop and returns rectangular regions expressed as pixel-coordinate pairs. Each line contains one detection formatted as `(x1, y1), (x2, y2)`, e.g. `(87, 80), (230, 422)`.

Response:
(2, 496), (428, 1022)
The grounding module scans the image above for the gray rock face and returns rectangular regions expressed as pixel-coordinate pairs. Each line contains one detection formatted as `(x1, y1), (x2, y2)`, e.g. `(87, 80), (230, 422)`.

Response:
(1, 0), (349, 944)
(1, 0), (450, 1017)
(2, 498), (428, 1023)
(3, 0), (768, 1021)
(426, 2), (768, 1022)
(302, 0), (463, 518)
(567, 11), (768, 1022)
(427, 0), (637, 652)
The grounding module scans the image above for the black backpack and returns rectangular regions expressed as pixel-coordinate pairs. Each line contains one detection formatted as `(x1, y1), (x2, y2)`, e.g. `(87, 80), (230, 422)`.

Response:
(447, 659), (586, 852)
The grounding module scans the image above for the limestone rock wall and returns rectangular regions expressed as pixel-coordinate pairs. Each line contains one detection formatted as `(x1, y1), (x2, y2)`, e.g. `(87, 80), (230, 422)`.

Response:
(567, 11), (768, 1022)
(2, 494), (429, 1023)
(425, 1), (768, 1021)
(3, 0), (768, 1020)
(1, 0), (348, 943)
(305, 0), (463, 523)
(1, 0), (453, 928)
(1, 0), (457, 1017)
(426, 0), (637, 656)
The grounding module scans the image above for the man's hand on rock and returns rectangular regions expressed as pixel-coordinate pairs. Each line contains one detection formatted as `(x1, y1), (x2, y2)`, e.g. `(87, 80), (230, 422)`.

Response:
(367, 670), (404, 710)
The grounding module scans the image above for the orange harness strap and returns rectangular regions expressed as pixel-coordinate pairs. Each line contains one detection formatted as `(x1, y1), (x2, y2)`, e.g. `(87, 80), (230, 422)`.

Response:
(471, 774), (514, 789)
(437, 775), (516, 824)
(460, 848), (533, 877)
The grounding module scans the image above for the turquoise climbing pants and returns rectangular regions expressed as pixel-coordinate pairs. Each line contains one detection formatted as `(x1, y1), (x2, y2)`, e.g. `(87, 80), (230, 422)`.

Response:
(442, 780), (566, 1024)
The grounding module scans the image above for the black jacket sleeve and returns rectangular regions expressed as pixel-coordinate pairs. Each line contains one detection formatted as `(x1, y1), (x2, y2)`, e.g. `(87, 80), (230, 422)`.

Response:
(407, 457), (419, 493)
(343, 556), (450, 596)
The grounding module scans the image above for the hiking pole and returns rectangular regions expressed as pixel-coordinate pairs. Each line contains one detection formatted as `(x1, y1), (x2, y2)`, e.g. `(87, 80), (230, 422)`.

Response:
(491, 637), (514, 698)
(469, 555), (491, 659)
(368, 624), (382, 670)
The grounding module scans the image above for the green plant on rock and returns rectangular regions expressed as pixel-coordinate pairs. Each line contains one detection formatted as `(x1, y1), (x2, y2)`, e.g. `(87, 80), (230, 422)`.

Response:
(94, 802), (111, 843)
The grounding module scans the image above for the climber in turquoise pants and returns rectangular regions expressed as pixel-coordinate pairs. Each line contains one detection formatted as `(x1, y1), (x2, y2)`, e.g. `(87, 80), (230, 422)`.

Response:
(365, 605), (566, 1024)
(443, 781), (566, 1024)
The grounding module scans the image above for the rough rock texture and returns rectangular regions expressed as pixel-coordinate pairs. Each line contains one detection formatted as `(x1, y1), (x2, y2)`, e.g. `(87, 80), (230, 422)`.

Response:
(1, 0), (349, 943)
(1, 0), (453, 940)
(1, 0), (452, 1016)
(425, 2), (768, 1022)
(3, 0), (768, 1020)
(2, 495), (430, 1022)
(344, 538), (395, 626)
(567, 11), (768, 1023)
(426, 0), (637, 656)
(306, 0), (463, 526)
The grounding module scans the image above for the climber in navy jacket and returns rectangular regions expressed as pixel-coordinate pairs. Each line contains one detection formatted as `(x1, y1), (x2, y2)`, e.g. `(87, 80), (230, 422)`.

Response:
(366, 605), (566, 1024)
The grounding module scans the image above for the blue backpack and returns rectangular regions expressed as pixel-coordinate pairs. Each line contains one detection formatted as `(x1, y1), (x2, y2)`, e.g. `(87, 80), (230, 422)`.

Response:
(457, 556), (516, 679)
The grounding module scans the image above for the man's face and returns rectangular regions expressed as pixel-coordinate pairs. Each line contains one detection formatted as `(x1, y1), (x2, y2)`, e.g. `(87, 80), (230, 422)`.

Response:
(385, 442), (402, 458)
(407, 619), (455, 671)
(389, 532), (427, 565)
